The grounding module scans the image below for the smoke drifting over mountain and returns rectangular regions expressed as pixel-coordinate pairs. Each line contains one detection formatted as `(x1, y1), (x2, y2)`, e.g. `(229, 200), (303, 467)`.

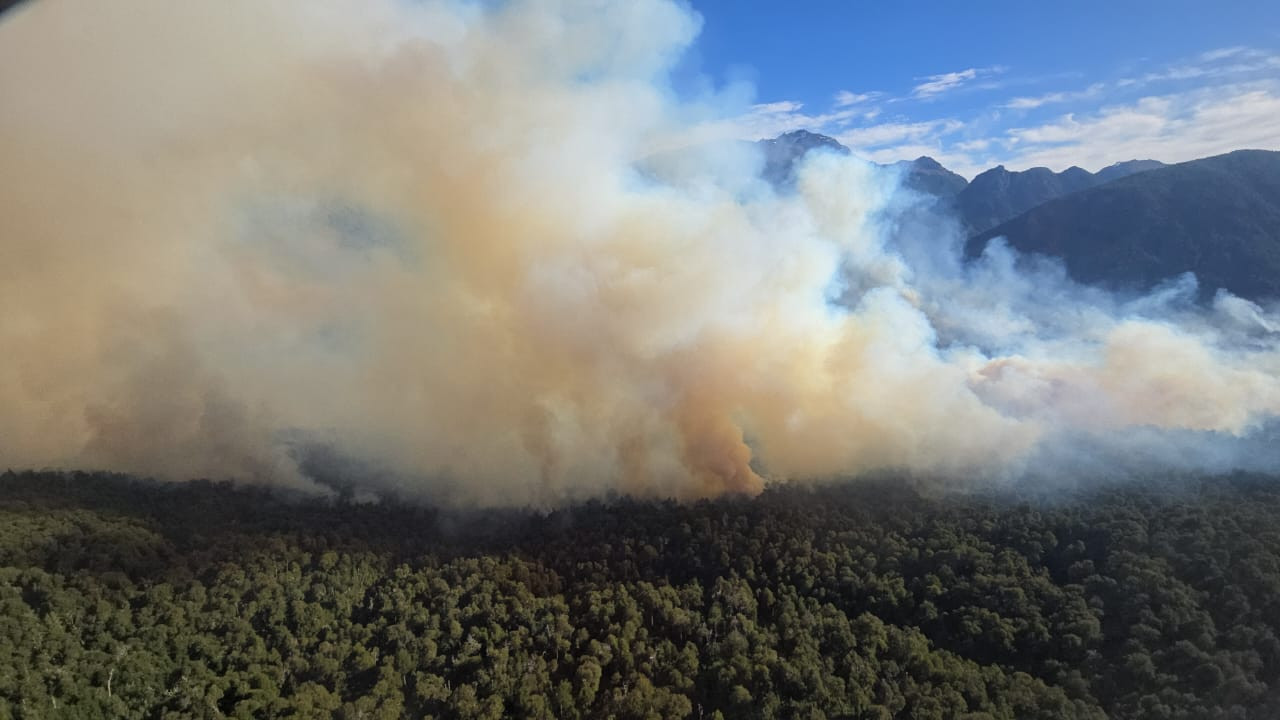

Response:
(3, 0), (1280, 505)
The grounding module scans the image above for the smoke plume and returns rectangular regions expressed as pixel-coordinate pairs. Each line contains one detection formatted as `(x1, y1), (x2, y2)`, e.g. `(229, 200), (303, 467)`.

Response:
(3, 0), (1280, 505)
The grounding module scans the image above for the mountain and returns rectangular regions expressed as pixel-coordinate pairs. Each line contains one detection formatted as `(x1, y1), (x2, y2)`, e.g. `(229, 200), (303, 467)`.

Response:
(967, 149), (1280, 301)
(758, 130), (851, 185)
(956, 165), (1097, 234)
(753, 130), (1280, 303)
(954, 160), (1168, 234)
(894, 156), (969, 197)
(758, 131), (967, 197)
(756, 132), (1166, 227)
(1095, 158), (1166, 184)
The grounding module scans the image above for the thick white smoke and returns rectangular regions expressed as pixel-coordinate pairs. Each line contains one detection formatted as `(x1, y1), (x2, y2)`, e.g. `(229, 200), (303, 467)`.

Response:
(2, 0), (1279, 505)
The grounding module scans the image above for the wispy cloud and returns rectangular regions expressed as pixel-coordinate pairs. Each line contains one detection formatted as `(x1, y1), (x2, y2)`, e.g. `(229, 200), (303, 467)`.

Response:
(843, 51), (1280, 173)
(751, 100), (804, 116)
(739, 100), (864, 136)
(912, 66), (1005, 99)
(999, 82), (1280, 171)
(836, 119), (964, 148)
(913, 68), (975, 97)
(1119, 47), (1280, 87)
(681, 99), (867, 147)
(833, 120), (984, 177)
(832, 90), (879, 108)
(1199, 46), (1267, 62)
(1004, 83), (1104, 110)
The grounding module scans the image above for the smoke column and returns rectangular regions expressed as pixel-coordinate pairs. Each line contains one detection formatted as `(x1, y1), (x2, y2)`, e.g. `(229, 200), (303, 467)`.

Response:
(2, 0), (1280, 505)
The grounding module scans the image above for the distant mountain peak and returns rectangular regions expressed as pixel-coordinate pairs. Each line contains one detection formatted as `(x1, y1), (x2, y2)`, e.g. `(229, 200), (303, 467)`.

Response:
(776, 129), (830, 140)
(765, 130), (850, 156)
(757, 131), (968, 197)
(757, 130), (851, 186)
(1095, 159), (1166, 184)
(1102, 158), (1163, 170)
(900, 156), (968, 198)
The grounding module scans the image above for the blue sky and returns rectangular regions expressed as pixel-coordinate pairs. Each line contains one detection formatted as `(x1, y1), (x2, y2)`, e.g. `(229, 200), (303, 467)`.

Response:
(679, 1), (1280, 177)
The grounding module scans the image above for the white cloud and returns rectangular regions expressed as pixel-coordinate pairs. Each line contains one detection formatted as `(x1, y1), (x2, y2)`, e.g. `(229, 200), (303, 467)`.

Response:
(998, 82), (1280, 171)
(1004, 83), (1104, 110)
(680, 99), (866, 147)
(751, 100), (804, 115)
(677, 47), (1280, 180)
(1005, 93), (1065, 110)
(738, 101), (862, 137)
(911, 66), (1006, 99)
(827, 79), (1280, 177)
(835, 120), (988, 177)
(833, 90), (878, 107)
(1199, 46), (1264, 62)
(912, 68), (976, 98)
(835, 119), (964, 148)
(1121, 47), (1280, 87)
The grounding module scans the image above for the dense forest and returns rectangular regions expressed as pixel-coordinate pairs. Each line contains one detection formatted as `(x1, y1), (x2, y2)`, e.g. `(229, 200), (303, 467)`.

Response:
(1, 471), (1279, 719)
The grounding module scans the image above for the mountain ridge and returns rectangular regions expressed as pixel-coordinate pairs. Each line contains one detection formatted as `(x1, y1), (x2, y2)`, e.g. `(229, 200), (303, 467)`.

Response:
(758, 131), (1280, 302)
(967, 149), (1280, 301)
(757, 130), (1167, 232)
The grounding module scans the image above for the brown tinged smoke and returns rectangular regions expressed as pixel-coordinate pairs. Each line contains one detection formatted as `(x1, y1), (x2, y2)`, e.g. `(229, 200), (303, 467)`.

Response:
(3, 0), (1280, 506)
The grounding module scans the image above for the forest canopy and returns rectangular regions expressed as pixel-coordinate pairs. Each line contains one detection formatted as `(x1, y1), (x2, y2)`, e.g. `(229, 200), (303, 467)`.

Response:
(1, 471), (1279, 719)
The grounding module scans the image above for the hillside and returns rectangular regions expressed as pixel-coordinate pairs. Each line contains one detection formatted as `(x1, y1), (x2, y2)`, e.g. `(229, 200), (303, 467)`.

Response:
(967, 150), (1280, 301)
(2, 471), (1280, 718)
